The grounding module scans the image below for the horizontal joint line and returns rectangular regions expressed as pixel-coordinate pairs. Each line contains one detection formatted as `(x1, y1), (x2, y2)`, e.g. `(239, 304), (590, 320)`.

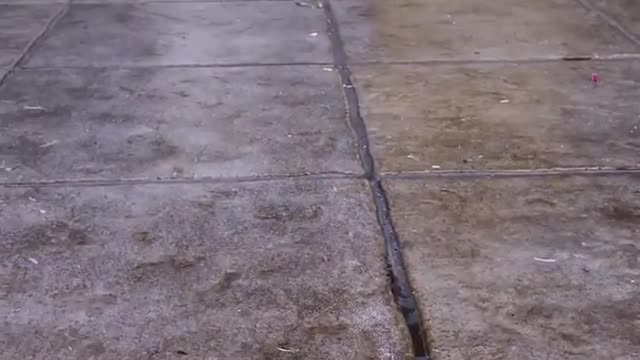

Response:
(382, 167), (640, 180)
(0, 172), (362, 188)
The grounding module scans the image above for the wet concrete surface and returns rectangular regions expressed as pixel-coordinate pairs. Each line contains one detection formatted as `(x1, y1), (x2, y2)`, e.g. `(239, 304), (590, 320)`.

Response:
(333, 0), (638, 62)
(0, 179), (410, 359)
(0, 66), (359, 181)
(339, 0), (640, 359)
(385, 175), (640, 359)
(2, 0), (640, 359)
(592, 0), (640, 40)
(353, 61), (640, 173)
(0, 4), (60, 67)
(23, 2), (332, 67)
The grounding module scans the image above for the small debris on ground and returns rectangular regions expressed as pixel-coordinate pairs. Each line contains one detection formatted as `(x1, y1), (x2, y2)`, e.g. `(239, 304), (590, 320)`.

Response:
(446, 14), (456, 25)
(308, 32), (318, 37)
(431, 165), (441, 169)
(28, 257), (39, 265)
(534, 257), (557, 263)
(592, 73), (601, 86)
(295, 1), (318, 8)
(23, 105), (46, 111)
(39, 209), (47, 214)
(0, 160), (12, 172)
(276, 347), (299, 353)
(407, 154), (417, 160)
(39, 140), (59, 148)
(322, 67), (333, 72)
(499, 99), (510, 104)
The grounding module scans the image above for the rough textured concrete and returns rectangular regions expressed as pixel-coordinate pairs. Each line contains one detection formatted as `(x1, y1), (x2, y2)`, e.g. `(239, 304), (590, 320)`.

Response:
(0, 4), (60, 67)
(23, 2), (332, 67)
(3, 0), (640, 359)
(592, 0), (640, 40)
(352, 61), (640, 172)
(385, 175), (640, 360)
(0, 66), (359, 181)
(0, 0), (64, 4)
(333, 0), (637, 62)
(0, 179), (410, 360)
(71, 0), (261, 2)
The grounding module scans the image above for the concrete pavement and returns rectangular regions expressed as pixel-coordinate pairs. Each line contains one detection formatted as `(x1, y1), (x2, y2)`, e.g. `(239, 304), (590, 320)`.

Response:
(1, 0), (639, 359)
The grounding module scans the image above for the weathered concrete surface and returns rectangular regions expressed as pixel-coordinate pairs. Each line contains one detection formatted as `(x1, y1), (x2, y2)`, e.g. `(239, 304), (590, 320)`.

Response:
(333, 0), (638, 62)
(3, 0), (640, 359)
(23, 2), (331, 67)
(592, 0), (640, 40)
(0, 4), (60, 67)
(0, 0), (64, 4)
(71, 0), (260, 2)
(0, 66), (359, 181)
(0, 179), (410, 359)
(353, 61), (640, 172)
(385, 175), (640, 360)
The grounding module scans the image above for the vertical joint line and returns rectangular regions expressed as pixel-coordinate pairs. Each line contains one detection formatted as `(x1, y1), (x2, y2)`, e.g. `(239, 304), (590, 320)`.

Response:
(321, 1), (374, 179)
(321, 1), (431, 359)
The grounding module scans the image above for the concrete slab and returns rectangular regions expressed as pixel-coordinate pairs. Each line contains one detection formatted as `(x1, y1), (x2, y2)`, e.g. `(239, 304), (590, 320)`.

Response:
(71, 0), (266, 2)
(385, 175), (640, 360)
(0, 4), (60, 67)
(0, 0), (65, 4)
(0, 66), (359, 181)
(333, 0), (637, 62)
(0, 179), (410, 359)
(592, 0), (640, 40)
(352, 61), (640, 173)
(24, 2), (331, 67)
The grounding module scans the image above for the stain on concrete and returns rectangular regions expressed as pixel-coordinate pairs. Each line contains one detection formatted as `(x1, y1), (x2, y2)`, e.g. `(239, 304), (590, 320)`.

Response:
(23, 2), (332, 66)
(353, 61), (640, 172)
(334, 0), (636, 62)
(386, 175), (640, 359)
(0, 67), (359, 180)
(0, 180), (411, 359)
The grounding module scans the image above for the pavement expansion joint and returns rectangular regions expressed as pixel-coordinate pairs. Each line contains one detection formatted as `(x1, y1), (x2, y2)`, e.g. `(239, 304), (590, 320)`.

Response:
(382, 167), (640, 180)
(350, 54), (640, 66)
(322, 1), (431, 359)
(0, 172), (361, 189)
(12, 55), (640, 74)
(16, 62), (335, 71)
